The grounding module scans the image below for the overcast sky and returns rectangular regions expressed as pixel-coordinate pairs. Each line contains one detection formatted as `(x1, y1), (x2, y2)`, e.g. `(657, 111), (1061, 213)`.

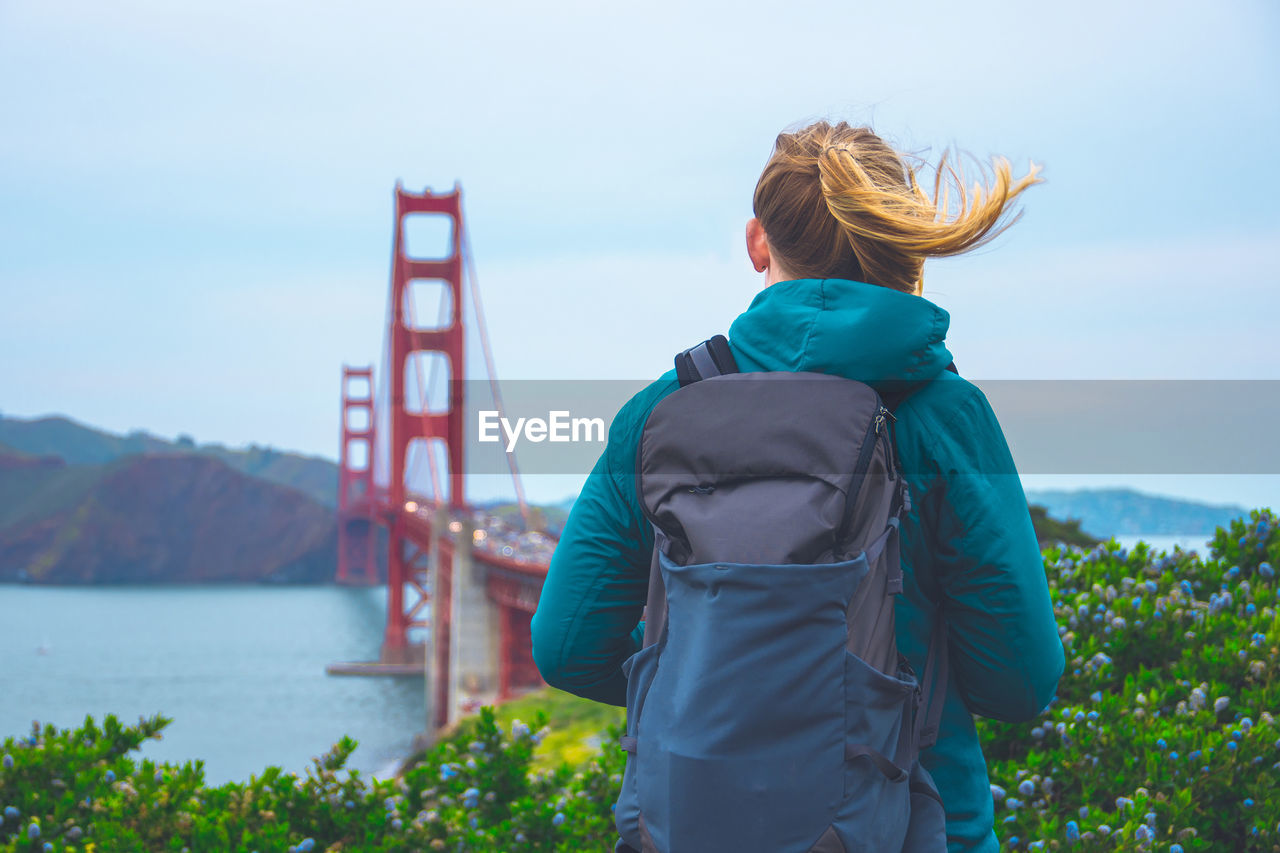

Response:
(2, 0), (1277, 508)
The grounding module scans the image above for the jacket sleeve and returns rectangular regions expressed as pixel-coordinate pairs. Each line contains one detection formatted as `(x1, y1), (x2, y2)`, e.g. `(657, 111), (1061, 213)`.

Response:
(529, 408), (652, 706)
(914, 387), (1065, 724)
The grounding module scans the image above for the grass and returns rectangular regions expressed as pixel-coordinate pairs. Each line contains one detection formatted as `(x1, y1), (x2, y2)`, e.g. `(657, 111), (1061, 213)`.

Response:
(485, 688), (624, 770)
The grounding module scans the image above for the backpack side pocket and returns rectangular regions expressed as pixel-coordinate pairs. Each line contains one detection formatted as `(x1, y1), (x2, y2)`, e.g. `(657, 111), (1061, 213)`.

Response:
(615, 642), (661, 845)
(835, 647), (915, 851)
(900, 762), (946, 851)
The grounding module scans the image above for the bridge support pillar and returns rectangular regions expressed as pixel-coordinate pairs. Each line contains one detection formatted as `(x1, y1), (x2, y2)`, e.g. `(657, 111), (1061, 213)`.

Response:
(448, 520), (501, 726)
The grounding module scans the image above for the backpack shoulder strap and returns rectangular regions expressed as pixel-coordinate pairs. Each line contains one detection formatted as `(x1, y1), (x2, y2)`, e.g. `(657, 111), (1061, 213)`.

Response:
(913, 607), (950, 752)
(878, 361), (957, 759)
(878, 361), (958, 413)
(675, 335), (739, 387)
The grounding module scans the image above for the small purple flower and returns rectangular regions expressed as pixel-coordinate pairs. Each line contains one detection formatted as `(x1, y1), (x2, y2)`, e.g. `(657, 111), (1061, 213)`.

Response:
(2, 755), (11, 771)
(552, 812), (565, 827)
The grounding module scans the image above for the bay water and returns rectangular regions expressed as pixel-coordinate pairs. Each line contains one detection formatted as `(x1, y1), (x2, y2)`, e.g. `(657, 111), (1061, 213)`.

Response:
(0, 584), (427, 785)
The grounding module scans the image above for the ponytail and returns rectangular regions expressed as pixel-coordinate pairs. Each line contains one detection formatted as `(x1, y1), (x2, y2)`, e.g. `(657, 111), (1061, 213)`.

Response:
(754, 121), (1042, 294)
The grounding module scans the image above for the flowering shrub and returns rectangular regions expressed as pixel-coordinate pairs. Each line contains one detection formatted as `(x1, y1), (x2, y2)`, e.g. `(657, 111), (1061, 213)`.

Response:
(0, 708), (624, 851)
(2, 510), (1275, 851)
(981, 508), (1279, 850)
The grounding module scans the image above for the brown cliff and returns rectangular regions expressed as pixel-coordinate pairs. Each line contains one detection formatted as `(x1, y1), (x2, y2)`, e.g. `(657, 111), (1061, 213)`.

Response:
(0, 452), (337, 584)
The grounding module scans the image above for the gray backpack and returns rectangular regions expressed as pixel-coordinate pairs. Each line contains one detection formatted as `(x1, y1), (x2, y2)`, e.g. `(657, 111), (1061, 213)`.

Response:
(614, 336), (951, 853)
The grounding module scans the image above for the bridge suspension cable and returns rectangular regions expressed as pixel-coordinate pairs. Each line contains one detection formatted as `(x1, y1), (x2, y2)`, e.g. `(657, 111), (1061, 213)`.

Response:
(462, 224), (530, 526)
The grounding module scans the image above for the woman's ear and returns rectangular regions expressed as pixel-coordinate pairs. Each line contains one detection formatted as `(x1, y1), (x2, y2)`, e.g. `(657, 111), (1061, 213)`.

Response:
(745, 218), (771, 273)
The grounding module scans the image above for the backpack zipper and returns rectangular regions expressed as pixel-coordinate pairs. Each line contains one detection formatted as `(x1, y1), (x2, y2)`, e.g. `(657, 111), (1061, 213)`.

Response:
(876, 404), (904, 481)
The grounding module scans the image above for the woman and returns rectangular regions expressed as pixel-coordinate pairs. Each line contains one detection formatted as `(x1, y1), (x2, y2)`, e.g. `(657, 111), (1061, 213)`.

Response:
(531, 120), (1064, 853)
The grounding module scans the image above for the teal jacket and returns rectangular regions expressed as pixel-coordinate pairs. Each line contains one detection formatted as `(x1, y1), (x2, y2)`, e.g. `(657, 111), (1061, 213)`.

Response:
(531, 278), (1065, 853)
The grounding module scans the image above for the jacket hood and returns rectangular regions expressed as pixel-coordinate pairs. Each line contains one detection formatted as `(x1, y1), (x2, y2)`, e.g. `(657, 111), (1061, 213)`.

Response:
(727, 278), (954, 389)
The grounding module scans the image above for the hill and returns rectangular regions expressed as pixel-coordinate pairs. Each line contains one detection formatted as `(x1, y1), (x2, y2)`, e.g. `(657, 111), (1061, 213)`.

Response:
(0, 451), (336, 583)
(0, 413), (338, 507)
(1025, 487), (1249, 538)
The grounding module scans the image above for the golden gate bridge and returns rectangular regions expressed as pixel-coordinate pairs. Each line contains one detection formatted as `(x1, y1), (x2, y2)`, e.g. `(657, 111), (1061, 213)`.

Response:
(326, 184), (552, 736)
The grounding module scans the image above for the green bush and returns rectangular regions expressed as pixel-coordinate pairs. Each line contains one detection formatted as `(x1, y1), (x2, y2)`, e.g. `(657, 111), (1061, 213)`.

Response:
(1, 707), (625, 852)
(979, 508), (1279, 851)
(2, 510), (1276, 851)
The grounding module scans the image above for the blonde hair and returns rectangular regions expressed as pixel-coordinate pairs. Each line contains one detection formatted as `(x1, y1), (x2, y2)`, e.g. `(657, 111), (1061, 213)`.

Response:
(752, 121), (1043, 294)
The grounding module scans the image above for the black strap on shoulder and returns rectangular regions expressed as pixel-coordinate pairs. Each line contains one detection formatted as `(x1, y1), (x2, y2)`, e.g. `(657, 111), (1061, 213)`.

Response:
(909, 606), (950, 760)
(876, 361), (955, 761)
(879, 361), (957, 413)
(675, 335), (739, 387)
